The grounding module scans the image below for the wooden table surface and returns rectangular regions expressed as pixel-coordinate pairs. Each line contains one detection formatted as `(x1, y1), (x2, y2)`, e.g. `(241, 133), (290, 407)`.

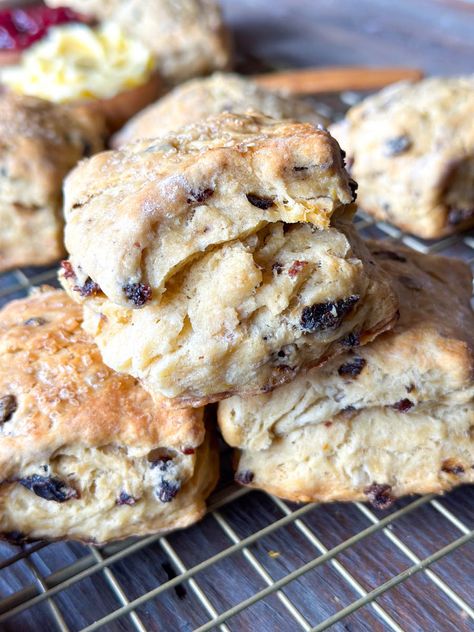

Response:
(222, 0), (474, 76)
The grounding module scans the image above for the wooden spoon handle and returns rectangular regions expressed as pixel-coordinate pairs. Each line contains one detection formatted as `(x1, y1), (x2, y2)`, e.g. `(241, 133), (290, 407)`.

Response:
(253, 66), (424, 94)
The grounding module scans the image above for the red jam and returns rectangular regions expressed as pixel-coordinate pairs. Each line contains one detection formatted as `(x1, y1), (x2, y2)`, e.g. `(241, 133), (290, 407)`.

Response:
(0, 6), (88, 51)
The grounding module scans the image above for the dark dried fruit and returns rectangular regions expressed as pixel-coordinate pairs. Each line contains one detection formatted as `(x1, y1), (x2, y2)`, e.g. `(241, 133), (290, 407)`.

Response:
(3, 531), (27, 544)
(23, 317), (47, 326)
(272, 262), (283, 275)
(123, 282), (152, 307)
(187, 187), (214, 204)
(441, 460), (465, 475)
(364, 483), (394, 510)
(75, 277), (101, 297)
(116, 491), (137, 506)
(60, 260), (75, 280)
(348, 178), (358, 202)
(246, 193), (274, 210)
(371, 249), (407, 262)
(288, 260), (307, 278)
(151, 459), (181, 503)
(383, 135), (412, 156)
(0, 395), (17, 424)
(341, 332), (360, 348)
(338, 357), (366, 378)
(235, 470), (254, 485)
(19, 475), (78, 502)
(301, 295), (359, 333)
(391, 398), (414, 413)
(182, 447), (195, 455)
(447, 207), (474, 225)
(156, 479), (181, 503)
(293, 165), (309, 172)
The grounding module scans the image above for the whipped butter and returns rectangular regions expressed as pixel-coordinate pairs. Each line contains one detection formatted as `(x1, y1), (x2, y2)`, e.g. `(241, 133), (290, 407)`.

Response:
(1, 22), (154, 102)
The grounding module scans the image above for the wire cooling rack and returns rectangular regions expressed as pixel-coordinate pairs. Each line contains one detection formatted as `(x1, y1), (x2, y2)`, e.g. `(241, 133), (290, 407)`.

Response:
(0, 210), (473, 632)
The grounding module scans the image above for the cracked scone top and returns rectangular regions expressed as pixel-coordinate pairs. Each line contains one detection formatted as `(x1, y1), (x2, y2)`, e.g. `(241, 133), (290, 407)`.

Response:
(0, 289), (217, 543)
(113, 72), (328, 147)
(219, 243), (474, 505)
(61, 112), (398, 406)
(330, 76), (474, 238)
(63, 112), (355, 304)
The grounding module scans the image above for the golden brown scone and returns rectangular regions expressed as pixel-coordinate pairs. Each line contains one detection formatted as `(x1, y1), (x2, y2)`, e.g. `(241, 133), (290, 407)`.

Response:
(112, 72), (328, 147)
(0, 288), (218, 543)
(330, 77), (474, 238)
(45, 0), (231, 84)
(60, 113), (398, 406)
(0, 93), (106, 273)
(62, 113), (355, 306)
(220, 242), (474, 506)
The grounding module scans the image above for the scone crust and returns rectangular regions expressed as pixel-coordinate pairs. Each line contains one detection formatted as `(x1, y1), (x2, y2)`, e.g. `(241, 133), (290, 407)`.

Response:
(0, 288), (204, 474)
(0, 93), (105, 272)
(45, 0), (231, 84)
(0, 289), (217, 543)
(330, 77), (474, 238)
(219, 242), (474, 451)
(113, 72), (328, 147)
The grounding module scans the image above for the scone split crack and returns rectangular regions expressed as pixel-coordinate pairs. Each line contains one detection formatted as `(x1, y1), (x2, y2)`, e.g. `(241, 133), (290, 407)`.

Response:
(61, 113), (398, 406)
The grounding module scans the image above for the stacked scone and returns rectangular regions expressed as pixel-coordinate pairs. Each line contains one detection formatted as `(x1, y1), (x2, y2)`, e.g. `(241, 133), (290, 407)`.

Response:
(0, 289), (217, 543)
(59, 112), (398, 407)
(219, 242), (474, 506)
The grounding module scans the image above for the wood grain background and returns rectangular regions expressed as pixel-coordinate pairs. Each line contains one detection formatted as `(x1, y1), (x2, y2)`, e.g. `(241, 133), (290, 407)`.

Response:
(222, 0), (474, 76)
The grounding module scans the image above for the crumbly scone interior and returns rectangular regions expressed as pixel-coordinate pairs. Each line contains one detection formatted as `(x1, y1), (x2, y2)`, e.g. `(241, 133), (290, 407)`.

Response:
(235, 404), (474, 504)
(0, 434), (215, 543)
(79, 214), (392, 402)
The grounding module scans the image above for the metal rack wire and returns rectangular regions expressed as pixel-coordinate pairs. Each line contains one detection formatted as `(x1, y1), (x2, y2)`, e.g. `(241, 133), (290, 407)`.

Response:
(0, 209), (473, 631)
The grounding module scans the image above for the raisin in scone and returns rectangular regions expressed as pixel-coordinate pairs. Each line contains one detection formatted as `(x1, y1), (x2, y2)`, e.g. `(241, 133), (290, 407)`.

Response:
(219, 243), (474, 505)
(0, 93), (105, 273)
(45, 0), (231, 84)
(113, 72), (328, 147)
(330, 77), (474, 239)
(0, 289), (218, 543)
(61, 113), (398, 406)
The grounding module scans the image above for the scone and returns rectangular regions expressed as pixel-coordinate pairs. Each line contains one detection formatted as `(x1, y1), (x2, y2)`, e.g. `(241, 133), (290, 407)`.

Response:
(330, 77), (474, 238)
(0, 93), (106, 272)
(0, 289), (218, 543)
(45, 0), (231, 84)
(60, 113), (398, 407)
(113, 72), (328, 147)
(220, 243), (474, 505)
